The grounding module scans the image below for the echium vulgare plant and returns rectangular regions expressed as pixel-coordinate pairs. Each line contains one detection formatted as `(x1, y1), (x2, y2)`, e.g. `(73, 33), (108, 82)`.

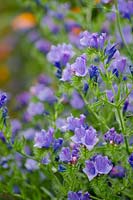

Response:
(1, 1), (133, 200)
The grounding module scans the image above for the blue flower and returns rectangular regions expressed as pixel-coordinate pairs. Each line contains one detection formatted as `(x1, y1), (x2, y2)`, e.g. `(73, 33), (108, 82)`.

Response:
(128, 153), (133, 168)
(0, 92), (7, 109)
(53, 138), (63, 152)
(112, 68), (119, 77)
(83, 82), (89, 94)
(104, 43), (117, 64)
(89, 65), (99, 82)
(58, 164), (66, 172)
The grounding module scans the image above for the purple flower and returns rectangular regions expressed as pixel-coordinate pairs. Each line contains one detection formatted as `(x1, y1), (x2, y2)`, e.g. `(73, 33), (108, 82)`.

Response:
(16, 92), (31, 106)
(71, 54), (87, 77)
(80, 31), (106, 49)
(27, 102), (44, 117)
(56, 118), (67, 132)
(111, 53), (126, 73)
(83, 160), (97, 181)
(106, 90), (114, 102)
(95, 155), (112, 174)
(101, 0), (111, 3)
(38, 87), (55, 102)
(71, 126), (86, 144)
(11, 119), (22, 135)
(123, 99), (129, 113)
(47, 43), (75, 67)
(68, 191), (90, 200)
(24, 146), (31, 155)
(0, 92), (7, 108)
(113, 134), (124, 145)
(11, 119), (22, 143)
(106, 85), (118, 102)
(42, 15), (60, 34)
(128, 153), (133, 168)
(80, 31), (91, 47)
(41, 153), (51, 165)
(61, 64), (72, 81)
(109, 166), (125, 178)
(67, 114), (86, 131)
(81, 127), (99, 150)
(25, 159), (39, 171)
(118, 0), (133, 19)
(22, 128), (36, 140)
(68, 191), (80, 200)
(34, 128), (54, 148)
(37, 74), (51, 85)
(35, 39), (51, 54)
(59, 147), (72, 162)
(0, 132), (6, 143)
(64, 19), (80, 32)
(83, 155), (112, 180)
(13, 185), (20, 194)
(69, 32), (82, 49)
(27, 31), (40, 42)
(31, 84), (55, 103)
(117, 25), (133, 45)
(70, 91), (84, 109)
(104, 128), (124, 145)
(0, 157), (8, 169)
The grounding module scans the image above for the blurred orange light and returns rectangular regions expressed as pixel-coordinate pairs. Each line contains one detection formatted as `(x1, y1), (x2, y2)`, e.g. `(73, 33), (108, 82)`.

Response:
(0, 66), (10, 83)
(12, 12), (36, 31)
(95, 0), (101, 3)
(0, 42), (12, 61)
(72, 27), (82, 35)
(71, 7), (81, 13)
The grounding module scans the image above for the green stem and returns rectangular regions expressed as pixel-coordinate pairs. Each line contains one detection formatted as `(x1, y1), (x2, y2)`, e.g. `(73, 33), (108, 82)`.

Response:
(41, 187), (55, 200)
(90, 195), (103, 200)
(85, 0), (93, 30)
(117, 86), (133, 107)
(80, 92), (109, 130)
(16, 150), (40, 162)
(116, 107), (130, 154)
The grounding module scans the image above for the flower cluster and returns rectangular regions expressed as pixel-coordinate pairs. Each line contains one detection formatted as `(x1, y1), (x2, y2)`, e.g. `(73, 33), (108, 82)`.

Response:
(104, 128), (124, 145)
